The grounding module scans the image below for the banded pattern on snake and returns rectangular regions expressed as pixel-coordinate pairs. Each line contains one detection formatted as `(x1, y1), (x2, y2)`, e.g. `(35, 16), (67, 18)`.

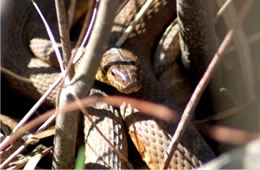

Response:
(1, 0), (215, 169)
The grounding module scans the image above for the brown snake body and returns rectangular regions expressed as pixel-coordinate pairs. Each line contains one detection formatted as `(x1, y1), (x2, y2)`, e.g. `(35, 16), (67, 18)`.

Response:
(1, 0), (215, 169)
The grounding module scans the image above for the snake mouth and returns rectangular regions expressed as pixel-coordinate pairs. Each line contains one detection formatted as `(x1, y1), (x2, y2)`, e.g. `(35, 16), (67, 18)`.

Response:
(117, 79), (143, 94)
(110, 72), (143, 94)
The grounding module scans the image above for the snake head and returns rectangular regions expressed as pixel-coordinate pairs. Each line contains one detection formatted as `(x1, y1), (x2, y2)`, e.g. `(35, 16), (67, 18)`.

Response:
(99, 48), (143, 94)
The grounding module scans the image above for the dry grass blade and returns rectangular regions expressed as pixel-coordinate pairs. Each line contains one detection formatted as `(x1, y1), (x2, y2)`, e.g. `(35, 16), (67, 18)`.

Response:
(23, 147), (52, 170)
(0, 127), (55, 168)
(161, 0), (255, 169)
(0, 144), (27, 168)
(0, 110), (53, 152)
(37, 114), (56, 132)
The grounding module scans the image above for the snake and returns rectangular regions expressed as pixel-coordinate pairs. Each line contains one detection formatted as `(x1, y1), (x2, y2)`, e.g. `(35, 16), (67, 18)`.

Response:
(1, 0), (215, 169)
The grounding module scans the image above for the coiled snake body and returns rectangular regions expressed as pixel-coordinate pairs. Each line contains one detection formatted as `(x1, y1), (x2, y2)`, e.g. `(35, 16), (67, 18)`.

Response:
(1, 0), (215, 169)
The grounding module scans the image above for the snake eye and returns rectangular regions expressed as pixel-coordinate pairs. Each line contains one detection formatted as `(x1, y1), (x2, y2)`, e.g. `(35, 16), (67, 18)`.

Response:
(111, 70), (115, 76)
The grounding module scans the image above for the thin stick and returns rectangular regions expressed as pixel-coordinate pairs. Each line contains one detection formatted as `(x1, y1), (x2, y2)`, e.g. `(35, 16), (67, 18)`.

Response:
(115, 0), (154, 47)
(13, 76), (61, 133)
(216, 0), (232, 21)
(32, 1), (65, 74)
(36, 114), (56, 132)
(0, 67), (32, 83)
(161, 0), (255, 168)
(67, 0), (76, 28)
(52, 0), (77, 168)
(54, 0), (72, 70)
(81, 0), (99, 47)
(65, 0), (95, 77)
(70, 92), (133, 168)
(0, 144), (27, 168)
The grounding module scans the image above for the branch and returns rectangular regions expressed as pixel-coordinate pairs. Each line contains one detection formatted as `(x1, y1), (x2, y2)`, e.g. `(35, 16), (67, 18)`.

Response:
(54, 0), (72, 68)
(52, 0), (76, 168)
(72, 0), (120, 95)
(52, 0), (121, 168)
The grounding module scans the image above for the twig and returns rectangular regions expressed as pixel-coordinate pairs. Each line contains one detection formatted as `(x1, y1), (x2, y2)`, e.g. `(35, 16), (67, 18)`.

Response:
(65, 0), (95, 74)
(161, 0), (255, 168)
(0, 67), (32, 83)
(52, 0), (77, 168)
(0, 128), (55, 168)
(0, 144), (27, 168)
(81, 0), (99, 47)
(71, 0), (120, 96)
(115, 0), (154, 47)
(54, 0), (72, 68)
(216, 0), (232, 21)
(67, 0), (76, 28)
(37, 114), (56, 132)
(70, 93), (133, 168)
(32, 1), (65, 74)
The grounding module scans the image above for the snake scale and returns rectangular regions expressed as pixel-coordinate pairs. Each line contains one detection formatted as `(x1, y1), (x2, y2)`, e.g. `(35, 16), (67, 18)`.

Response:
(1, 0), (215, 169)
